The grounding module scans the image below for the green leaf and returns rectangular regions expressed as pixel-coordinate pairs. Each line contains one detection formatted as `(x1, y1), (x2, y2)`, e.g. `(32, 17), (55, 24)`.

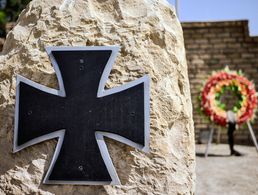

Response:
(0, 10), (7, 24)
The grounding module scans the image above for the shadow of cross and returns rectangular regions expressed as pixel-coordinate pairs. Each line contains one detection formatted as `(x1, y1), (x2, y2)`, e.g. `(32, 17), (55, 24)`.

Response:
(13, 46), (150, 185)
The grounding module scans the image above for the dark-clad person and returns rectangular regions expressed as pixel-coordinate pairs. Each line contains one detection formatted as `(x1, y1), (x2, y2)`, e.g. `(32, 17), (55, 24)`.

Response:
(226, 110), (242, 156)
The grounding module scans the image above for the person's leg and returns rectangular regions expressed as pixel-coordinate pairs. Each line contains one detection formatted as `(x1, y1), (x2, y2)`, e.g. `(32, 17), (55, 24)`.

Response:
(228, 123), (242, 156)
(227, 124), (234, 154)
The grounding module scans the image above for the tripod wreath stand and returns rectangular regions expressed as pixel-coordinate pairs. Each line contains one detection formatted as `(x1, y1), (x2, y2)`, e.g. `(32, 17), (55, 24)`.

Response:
(199, 67), (258, 157)
(204, 121), (258, 157)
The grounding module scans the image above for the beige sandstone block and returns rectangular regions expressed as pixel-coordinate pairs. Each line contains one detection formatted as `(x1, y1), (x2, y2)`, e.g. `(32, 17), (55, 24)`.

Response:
(0, 0), (195, 194)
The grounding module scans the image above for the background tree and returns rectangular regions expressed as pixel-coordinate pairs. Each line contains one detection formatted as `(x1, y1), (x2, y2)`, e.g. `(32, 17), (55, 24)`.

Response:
(0, 0), (31, 37)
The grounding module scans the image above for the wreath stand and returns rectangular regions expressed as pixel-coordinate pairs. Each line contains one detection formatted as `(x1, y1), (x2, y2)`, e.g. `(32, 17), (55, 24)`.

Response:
(204, 121), (258, 158)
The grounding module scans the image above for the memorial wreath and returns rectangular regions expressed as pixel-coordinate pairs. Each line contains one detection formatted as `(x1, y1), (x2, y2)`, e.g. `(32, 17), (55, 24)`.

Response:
(199, 67), (257, 127)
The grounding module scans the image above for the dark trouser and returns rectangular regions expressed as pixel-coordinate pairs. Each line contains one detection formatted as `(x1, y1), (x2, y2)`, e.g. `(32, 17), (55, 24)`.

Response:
(228, 122), (236, 153)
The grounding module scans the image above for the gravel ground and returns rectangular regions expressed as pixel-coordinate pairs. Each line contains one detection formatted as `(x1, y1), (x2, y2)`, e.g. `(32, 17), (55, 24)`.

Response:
(196, 144), (258, 195)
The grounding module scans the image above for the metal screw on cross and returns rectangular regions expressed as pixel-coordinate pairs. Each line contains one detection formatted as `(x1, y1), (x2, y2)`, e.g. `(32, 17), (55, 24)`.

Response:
(13, 46), (150, 185)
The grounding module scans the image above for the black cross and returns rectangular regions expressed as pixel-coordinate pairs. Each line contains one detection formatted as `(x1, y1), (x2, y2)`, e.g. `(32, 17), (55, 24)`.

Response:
(14, 47), (149, 185)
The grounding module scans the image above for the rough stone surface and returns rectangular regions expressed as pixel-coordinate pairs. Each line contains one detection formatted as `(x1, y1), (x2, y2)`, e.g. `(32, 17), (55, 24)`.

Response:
(0, 0), (195, 194)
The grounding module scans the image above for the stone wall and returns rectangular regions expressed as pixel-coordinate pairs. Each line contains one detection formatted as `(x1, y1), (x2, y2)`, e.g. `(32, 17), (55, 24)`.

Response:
(182, 20), (258, 145)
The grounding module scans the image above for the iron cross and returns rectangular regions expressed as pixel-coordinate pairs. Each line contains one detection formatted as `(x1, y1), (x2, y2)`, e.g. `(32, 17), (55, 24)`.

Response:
(13, 46), (150, 185)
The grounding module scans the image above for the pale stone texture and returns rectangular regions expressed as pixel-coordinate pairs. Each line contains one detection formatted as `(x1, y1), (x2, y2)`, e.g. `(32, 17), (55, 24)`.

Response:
(0, 0), (195, 194)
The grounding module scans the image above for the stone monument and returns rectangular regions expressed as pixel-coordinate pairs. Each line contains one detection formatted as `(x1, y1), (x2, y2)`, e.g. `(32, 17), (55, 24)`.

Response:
(0, 0), (195, 194)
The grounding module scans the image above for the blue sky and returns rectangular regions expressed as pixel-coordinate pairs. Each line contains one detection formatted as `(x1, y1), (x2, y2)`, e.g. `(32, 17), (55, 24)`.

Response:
(168, 0), (258, 36)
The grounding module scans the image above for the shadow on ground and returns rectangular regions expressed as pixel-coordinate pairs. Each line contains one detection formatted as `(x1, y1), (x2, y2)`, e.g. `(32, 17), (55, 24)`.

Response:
(196, 153), (231, 157)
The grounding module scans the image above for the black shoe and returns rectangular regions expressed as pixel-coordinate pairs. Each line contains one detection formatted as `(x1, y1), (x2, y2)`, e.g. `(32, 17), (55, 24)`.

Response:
(231, 150), (242, 156)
